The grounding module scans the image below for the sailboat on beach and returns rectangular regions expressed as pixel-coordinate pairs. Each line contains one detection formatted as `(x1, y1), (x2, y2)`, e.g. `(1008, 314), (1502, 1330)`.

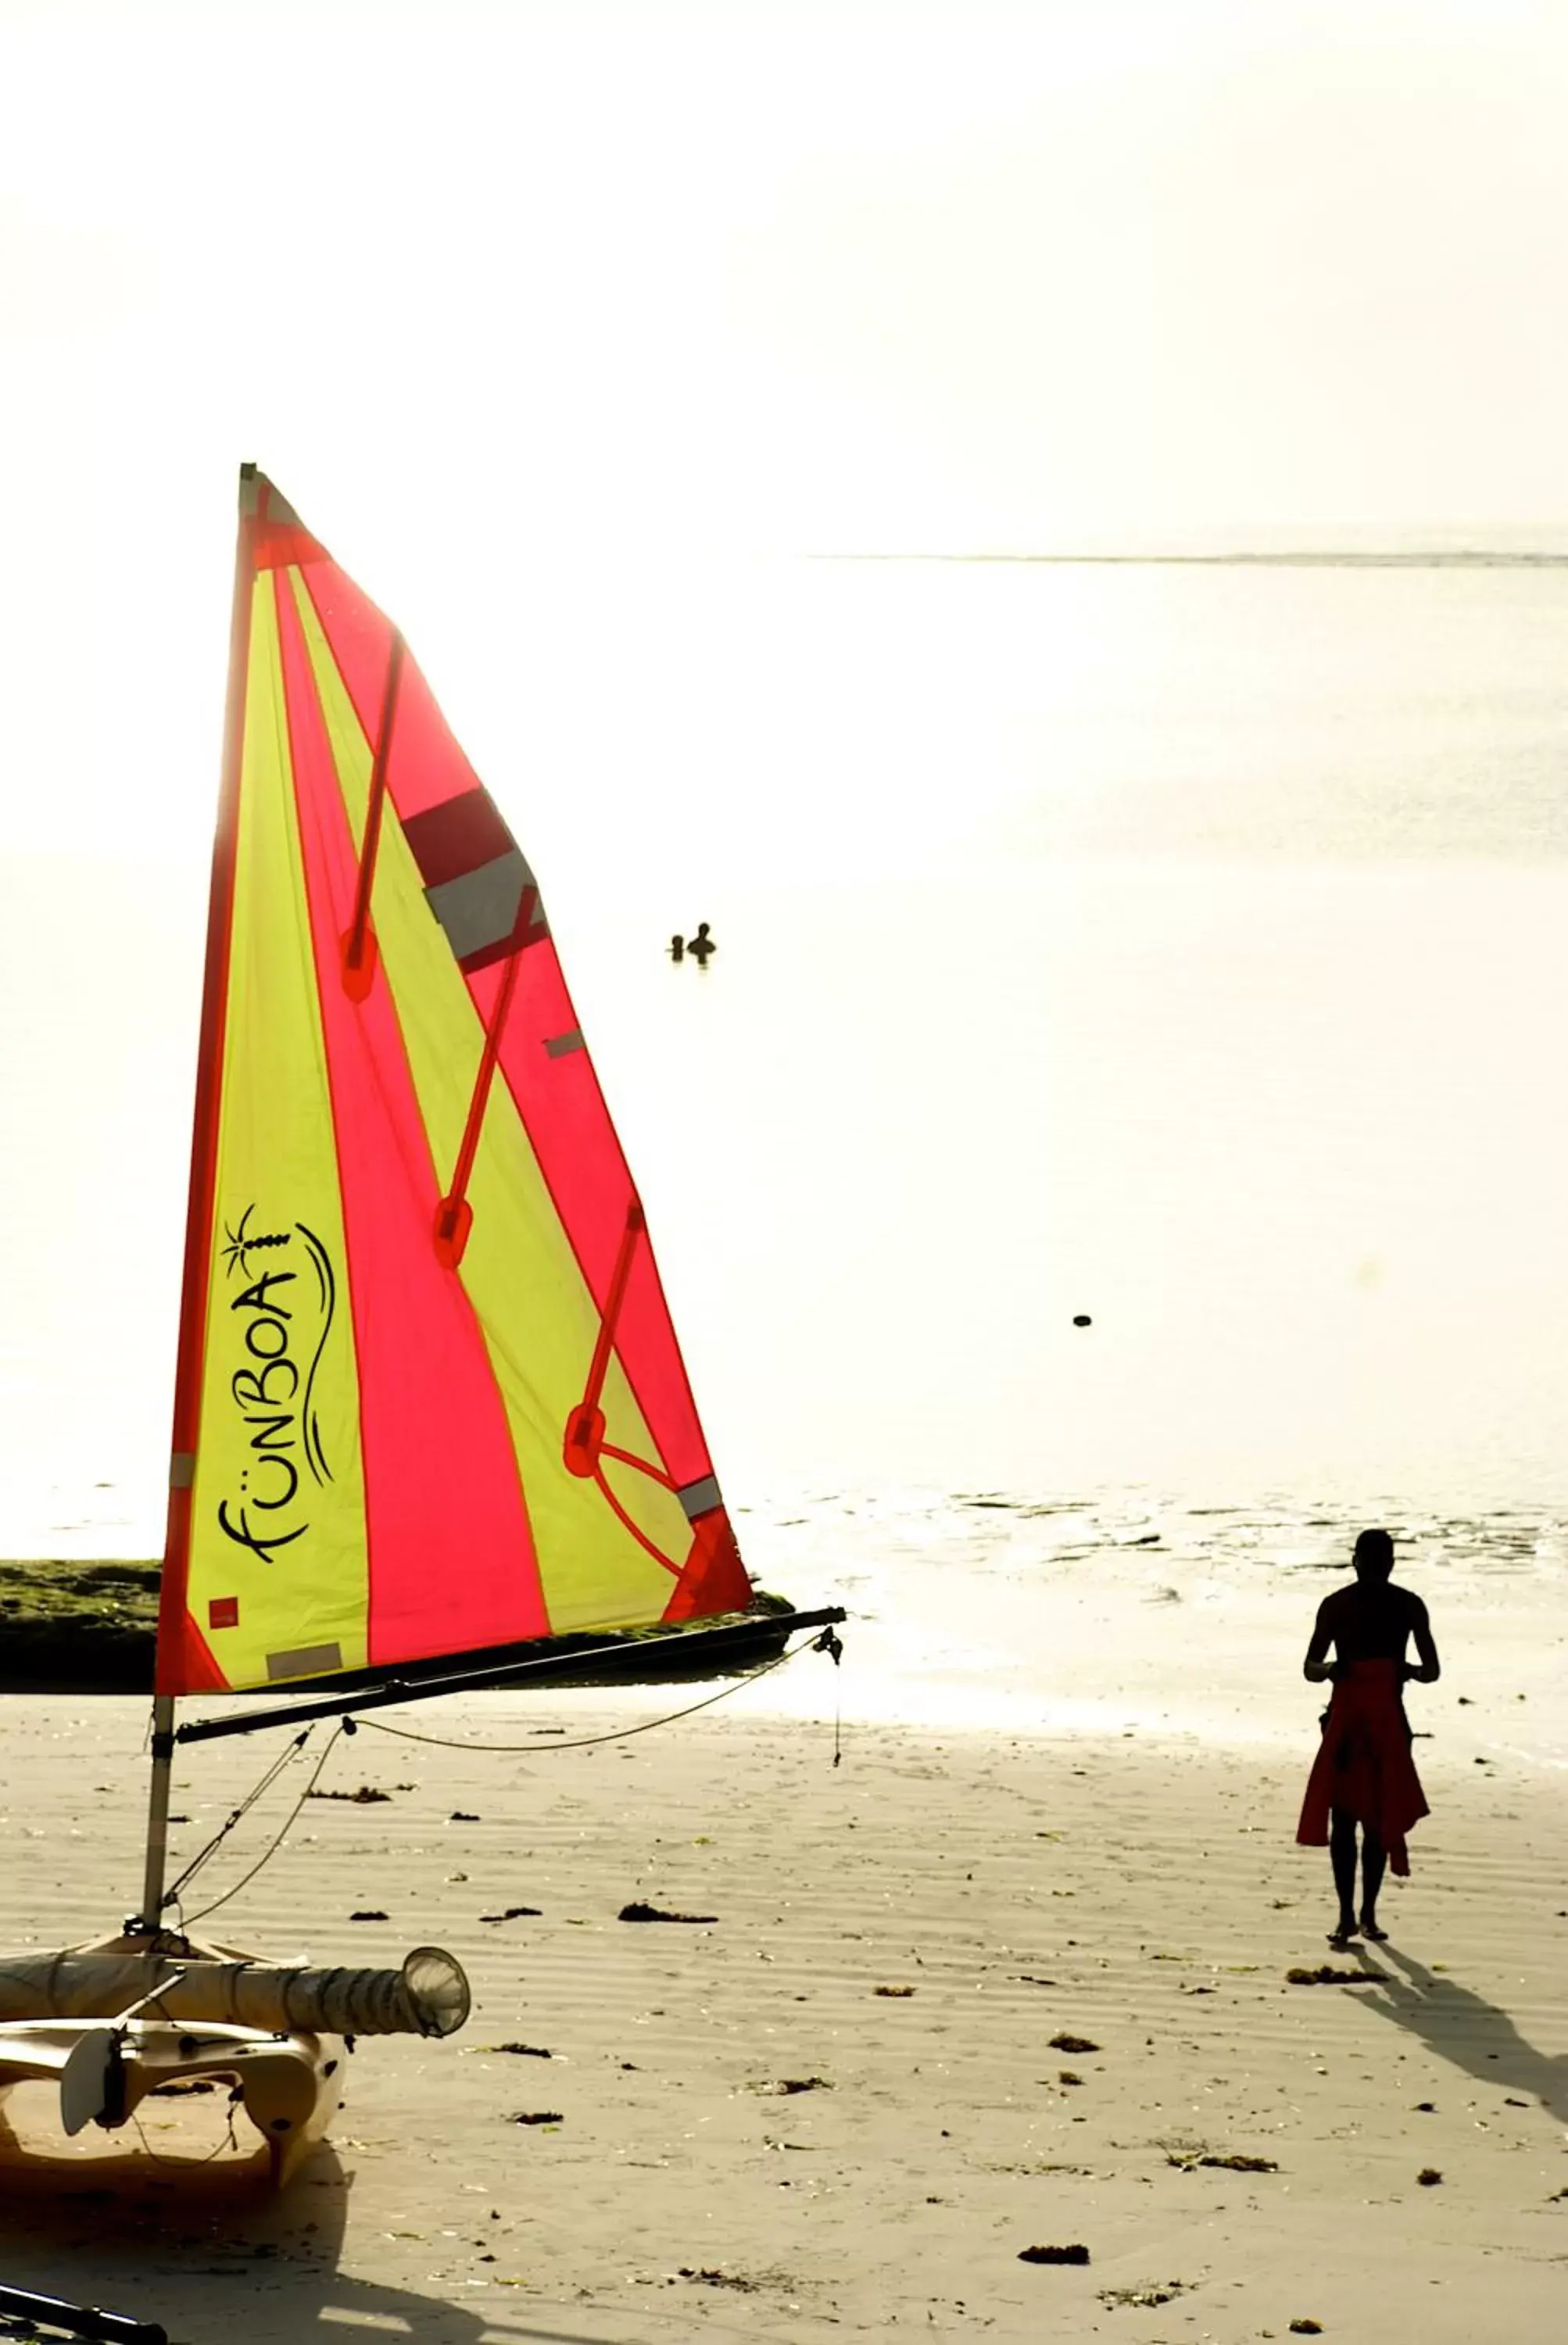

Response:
(0, 467), (840, 2184)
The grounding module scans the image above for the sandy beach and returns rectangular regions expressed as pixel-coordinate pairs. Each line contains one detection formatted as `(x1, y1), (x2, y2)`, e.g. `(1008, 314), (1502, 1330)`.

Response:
(0, 1645), (1563, 2345)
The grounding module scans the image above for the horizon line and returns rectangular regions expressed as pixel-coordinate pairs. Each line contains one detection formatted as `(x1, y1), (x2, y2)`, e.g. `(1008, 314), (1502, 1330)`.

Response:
(807, 548), (1568, 568)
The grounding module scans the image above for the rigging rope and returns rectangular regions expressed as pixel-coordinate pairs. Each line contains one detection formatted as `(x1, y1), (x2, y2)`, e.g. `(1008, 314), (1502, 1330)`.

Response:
(160, 1628), (843, 1927)
(353, 1627), (838, 1754)
(178, 1727), (346, 1928)
(162, 1727), (315, 1906)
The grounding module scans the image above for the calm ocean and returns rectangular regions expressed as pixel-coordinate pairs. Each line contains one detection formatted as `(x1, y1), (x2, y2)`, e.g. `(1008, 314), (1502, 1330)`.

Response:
(2, 555), (1564, 1665)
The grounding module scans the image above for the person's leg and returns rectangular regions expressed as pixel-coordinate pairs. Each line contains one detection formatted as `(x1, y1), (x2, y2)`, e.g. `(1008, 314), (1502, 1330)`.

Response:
(1328, 1808), (1359, 1944)
(1359, 1830), (1387, 1938)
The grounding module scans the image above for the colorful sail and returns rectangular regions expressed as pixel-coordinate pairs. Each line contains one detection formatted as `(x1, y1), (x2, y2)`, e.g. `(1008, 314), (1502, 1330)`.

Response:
(156, 470), (750, 1695)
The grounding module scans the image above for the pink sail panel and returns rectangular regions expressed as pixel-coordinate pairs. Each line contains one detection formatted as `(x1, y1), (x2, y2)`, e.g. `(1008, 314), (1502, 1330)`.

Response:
(274, 573), (550, 1665)
(295, 548), (730, 1527)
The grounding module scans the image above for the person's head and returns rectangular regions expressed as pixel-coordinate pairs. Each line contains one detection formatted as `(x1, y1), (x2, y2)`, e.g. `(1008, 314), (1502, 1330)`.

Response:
(696, 922), (711, 938)
(1352, 1527), (1395, 1584)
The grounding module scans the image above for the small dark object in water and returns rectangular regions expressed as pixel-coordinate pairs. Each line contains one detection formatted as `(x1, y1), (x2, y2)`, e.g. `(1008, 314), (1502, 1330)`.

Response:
(510, 2110), (564, 2125)
(349, 1910), (388, 1921)
(1072, 1314), (1091, 1327)
(1019, 2243), (1090, 2264)
(1050, 2032), (1099, 2053)
(1418, 2167), (1443, 2186)
(480, 1906), (542, 1923)
(618, 1901), (717, 1924)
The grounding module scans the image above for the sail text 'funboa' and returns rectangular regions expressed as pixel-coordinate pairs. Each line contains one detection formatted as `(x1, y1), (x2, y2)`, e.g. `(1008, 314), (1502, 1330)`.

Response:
(156, 472), (749, 1695)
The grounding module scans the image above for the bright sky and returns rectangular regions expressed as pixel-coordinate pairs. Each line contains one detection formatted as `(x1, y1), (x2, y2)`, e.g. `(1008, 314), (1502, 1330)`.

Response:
(5, 1), (1568, 1529)
(5, 0), (1568, 856)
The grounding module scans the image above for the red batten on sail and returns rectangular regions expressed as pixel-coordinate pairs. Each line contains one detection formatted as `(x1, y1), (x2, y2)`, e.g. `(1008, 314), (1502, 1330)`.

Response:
(156, 471), (750, 1696)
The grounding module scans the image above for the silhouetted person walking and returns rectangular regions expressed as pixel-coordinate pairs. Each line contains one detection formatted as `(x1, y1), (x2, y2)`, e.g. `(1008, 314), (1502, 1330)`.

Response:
(668, 933), (685, 961)
(1296, 1527), (1440, 1948)
(686, 921), (715, 967)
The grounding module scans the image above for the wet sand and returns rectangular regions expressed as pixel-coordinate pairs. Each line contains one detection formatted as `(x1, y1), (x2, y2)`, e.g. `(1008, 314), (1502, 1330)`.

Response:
(0, 1678), (1563, 2342)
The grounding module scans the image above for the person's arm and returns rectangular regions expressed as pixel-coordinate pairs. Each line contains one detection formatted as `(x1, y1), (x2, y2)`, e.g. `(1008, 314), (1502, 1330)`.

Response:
(1404, 1599), (1440, 1684)
(1303, 1601), (1338, 1684)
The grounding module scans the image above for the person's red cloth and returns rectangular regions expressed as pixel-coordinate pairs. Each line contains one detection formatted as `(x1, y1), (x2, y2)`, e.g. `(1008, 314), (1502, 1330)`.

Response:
(1296, 1658), (1430, 1875)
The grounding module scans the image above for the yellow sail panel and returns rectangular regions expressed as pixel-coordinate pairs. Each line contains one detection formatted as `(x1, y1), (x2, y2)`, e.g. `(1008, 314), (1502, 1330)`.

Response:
(288, 571), (689, 1632)
(184, 581), (370, 1688)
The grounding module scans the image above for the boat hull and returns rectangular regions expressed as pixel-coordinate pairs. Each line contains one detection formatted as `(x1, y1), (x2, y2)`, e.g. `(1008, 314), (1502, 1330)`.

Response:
(0, 2014), (341, 2188)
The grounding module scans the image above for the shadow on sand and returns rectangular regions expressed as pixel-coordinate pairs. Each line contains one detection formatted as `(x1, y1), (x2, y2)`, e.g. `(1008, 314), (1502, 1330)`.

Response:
(0, 2132), (720, 2344)
(1347, 1940), (1568, 2123)
(0, 2126), (532, 2344)
(0, 2089), (737, 2345)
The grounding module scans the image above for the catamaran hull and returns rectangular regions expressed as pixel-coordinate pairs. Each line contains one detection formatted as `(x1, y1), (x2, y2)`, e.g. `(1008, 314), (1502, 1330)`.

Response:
(0, 1931), (467, 2188)
(0, 2016), (341, 2188)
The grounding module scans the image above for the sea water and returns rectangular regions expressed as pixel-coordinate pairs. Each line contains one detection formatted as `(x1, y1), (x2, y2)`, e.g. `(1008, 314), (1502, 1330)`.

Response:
(1, 553), (1564, 1728)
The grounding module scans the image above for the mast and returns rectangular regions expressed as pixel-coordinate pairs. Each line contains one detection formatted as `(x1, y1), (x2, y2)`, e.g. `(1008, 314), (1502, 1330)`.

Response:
(135, 466), (260, 1931)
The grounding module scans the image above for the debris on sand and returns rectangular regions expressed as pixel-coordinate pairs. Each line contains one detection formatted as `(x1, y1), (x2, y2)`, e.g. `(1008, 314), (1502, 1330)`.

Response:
(480, 1905), (542, 1923)
(1100, 2281), (1188, 2308)
(618, 1902), (717, 1924)
(678, 2268), (761, 2291)
(1058, 2071), (1084, 2087)
(1288, 2322), (1323, 2336)
(492, 2043), (553, 2058)
(307, 1785), (392, 1803)
(1165, 2143), (1255, 2171)
(874, 1984), (916, 1997)
(750, 2077), (832, 2096)
(1418, 2168), (1444, 2186)
(1286, 1965), (1367, 1985)
(449, 1810), (481, 1821)
(509, 2110), (564, 2126)
(1019, 2243), (1090, 2264)
(349, 1909), (388, 1921)
(1050, 2032), (1100, 2053)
